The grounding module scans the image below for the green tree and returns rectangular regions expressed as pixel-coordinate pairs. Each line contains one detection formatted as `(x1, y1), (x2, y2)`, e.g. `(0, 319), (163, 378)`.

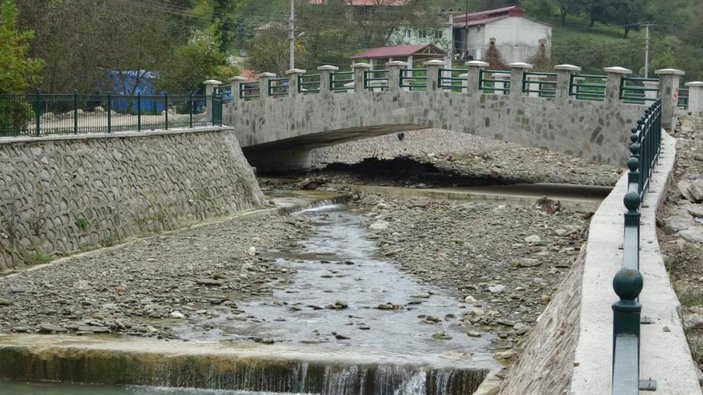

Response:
(0, 0), (42, 134)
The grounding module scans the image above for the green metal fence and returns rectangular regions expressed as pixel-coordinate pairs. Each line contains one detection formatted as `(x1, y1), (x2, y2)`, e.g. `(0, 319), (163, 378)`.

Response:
(267, 77), (289, 97)
(330, 71), (354, 93)
(298, 74), (320, 94)
(522, 72), (557, 98)
(570, 74), (607, 101)
(620, 77), (659, 104)
(0, 91), (220, 137)
(364, 69), (389, 91)
(438, 68), (466, 92)
(612, 97), (662, 395)
(239, 82), (260, 100)
(478, 69), (510, 94)
(399, 68), (427, 91)
(678, 88), (689, 110)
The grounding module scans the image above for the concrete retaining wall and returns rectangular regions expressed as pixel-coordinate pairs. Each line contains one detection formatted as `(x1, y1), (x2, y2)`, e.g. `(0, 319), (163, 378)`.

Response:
(0, 128), (263, 271)
(500, 131), (701, 394)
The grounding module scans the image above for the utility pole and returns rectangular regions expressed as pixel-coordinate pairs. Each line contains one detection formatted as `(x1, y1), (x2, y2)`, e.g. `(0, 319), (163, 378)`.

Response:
(464, 0), (468, 58)
(447, 13), (454, 67)
(289, 0), (295, 70)
(642, 22), (655, 78)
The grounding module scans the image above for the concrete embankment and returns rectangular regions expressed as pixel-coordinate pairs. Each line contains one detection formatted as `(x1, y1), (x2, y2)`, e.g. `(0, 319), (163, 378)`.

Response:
(0, 127), (262, 270)
(500, 131), (702, 394)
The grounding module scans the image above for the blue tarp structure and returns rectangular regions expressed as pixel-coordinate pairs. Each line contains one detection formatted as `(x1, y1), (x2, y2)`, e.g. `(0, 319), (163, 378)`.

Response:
(108, 70), (164, 114)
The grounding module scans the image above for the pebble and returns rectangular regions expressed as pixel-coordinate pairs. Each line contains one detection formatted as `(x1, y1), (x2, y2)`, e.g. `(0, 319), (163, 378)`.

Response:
(38, 323), (68, 333)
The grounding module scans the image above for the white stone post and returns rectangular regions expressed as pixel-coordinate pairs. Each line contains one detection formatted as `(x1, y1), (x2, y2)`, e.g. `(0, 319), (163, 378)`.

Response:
(317, 65), (339, 94)
(352, 63), (372, 93)
(643, 80), (660, 103)
(424, 59), (445, 92)
(554, 64), (581, 102)
(203, 79), (222, 115)
(256, 72), (276, 101)
(285, 68), (306, 97)
(655, 68), (686, 130)
(685, 81), (703, 118)
(386, 61), (408, 93)
(508, 62), (532, 98)
(466, 60), (488, 95)
(492, 72), (511, 96)
(229, 76), (247, 102)
(603, 66), (632, 104)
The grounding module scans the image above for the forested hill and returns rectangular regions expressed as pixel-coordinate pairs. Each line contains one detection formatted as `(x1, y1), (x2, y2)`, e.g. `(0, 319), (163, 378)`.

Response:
(3, 0), (702, 95)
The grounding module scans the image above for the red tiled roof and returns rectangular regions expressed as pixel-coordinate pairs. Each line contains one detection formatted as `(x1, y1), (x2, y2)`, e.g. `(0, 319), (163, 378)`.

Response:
(309, 0), (408, 6)
(351, 44), (446, 60)
(452, 6), (524, 26)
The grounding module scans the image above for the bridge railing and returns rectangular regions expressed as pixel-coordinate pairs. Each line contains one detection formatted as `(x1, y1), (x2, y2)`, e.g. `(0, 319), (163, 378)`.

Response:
(620, 77), (660, 105)
(570, 73), (607, 101)
(298, 73), (320, 94)
(399, 68), (427, 91)
(522, 71), (557, 98)
(611, 97), (662, 395)
(267, 77), (289, 97)
(478, 69), (511, 94)
(239, 81), (260, 100)
(438, 68), (467, 92)
(330, 71), (354, 93)
(0, 91), (218, 137)
(364, 69), (389, 91)
(678, 88), (689, 110)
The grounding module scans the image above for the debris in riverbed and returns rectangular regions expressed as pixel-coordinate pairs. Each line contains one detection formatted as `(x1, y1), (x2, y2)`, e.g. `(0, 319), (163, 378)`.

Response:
(533, 196), (562, 214)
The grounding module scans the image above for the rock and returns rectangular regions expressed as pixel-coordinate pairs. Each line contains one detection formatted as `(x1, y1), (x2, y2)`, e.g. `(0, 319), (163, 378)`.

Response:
(678, 180), (698, 202)
(326, 301), (348, 310)
(686, 205), (703, 219)
(677, 228), (703, 244)
(377, 302), (403, 310)
(333, 333), (351, 340)
(170, 311), (185, 319)
(495, 349), (518, 360)
(515, 258), (542, 268)
(524, 235), (541, 244)
(0, 298), (11, 306)
(38, 323), (68, 333)
(10, 286), (28, 293)
(663, 216), (692, 235)
(248, 246), (257, 256)
(464, 295), (478, 304)
(497, 319), (515, 327)
(253, 337), (274, 344)
(369, 221), (389, 231)
(533, 197), (561, 214)
(684, 313), (703, 330)
(488, 284), (506, 294)
(195, 279), (224, 286)
(410, 292), (431, 299)
(691, 178), (703, 202)
(467, 331), (482, 337)
(432, 331), (452, 340)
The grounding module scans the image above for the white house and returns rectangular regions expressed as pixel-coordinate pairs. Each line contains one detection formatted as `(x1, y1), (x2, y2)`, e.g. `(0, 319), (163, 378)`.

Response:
(390, 6), (551, 66)
(452, 6), (551, 65)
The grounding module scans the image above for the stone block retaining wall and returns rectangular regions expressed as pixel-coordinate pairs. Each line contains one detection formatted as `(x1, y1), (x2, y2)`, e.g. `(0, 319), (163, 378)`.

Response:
(0, 128), (263, 271)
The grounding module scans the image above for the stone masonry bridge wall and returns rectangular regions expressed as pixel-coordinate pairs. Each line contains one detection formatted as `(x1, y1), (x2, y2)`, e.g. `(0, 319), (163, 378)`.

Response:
(0, 128), (263, 271)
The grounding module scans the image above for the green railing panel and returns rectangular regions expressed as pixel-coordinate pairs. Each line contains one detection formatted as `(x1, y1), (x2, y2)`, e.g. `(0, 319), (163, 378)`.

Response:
(522, 72), (557, 98)
(399, 68), (427, 91)
(678, 88), (689, 109)
(478, 69), (510, 94)
(267, 77), (289, 97)
(364, 69), (389, 91)
(240, 82), (260, 100)
(620, 77), (659, 104)
(570, 74), (606, 101)
(298, 73), (321, 94)
(330, 71), (354, 93)
(438, 68), (467, 92)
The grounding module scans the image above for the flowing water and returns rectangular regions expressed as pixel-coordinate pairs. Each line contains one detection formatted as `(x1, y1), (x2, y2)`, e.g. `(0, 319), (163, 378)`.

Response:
(2, 199), (498, 394)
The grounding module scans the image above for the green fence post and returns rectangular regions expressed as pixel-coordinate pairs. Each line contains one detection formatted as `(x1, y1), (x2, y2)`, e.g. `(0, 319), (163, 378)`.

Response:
(164, 92), (169, 130)
(189, 93), (193, 128)
(107, 92), (112, 133)
(137, 92), (142, 132)
(73, 90), (78, 134)
(34, 89), (41, 137)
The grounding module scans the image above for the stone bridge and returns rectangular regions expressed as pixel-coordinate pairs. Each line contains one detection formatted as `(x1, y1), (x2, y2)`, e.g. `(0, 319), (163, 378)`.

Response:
(218, 61), (684, 172)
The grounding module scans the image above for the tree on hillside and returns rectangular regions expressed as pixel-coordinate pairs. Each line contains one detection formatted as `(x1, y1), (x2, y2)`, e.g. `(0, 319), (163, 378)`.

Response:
(0, 0), (42, 134)
(555, 0), (584, 25)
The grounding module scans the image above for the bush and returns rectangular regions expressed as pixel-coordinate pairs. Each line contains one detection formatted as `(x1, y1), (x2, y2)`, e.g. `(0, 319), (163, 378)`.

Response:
(0, 100), (32, 136)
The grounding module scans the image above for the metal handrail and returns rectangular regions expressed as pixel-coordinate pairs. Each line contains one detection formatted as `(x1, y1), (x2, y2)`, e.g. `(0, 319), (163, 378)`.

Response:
(438, 68), (467, 91)
(298, 73), (320, 94)
(612, 98), (663, 395)
(620, 77), (659, 104)
(478, 69), (511, 94)
(0, 91), (214, 137)
(364, 69), (389, 91)
(330, 71), (354, 93)
(267, 77), (289, 97)
(399, 68), (427, 91)
(522, 71), (557, 97)
(570, 74), (606, 101)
